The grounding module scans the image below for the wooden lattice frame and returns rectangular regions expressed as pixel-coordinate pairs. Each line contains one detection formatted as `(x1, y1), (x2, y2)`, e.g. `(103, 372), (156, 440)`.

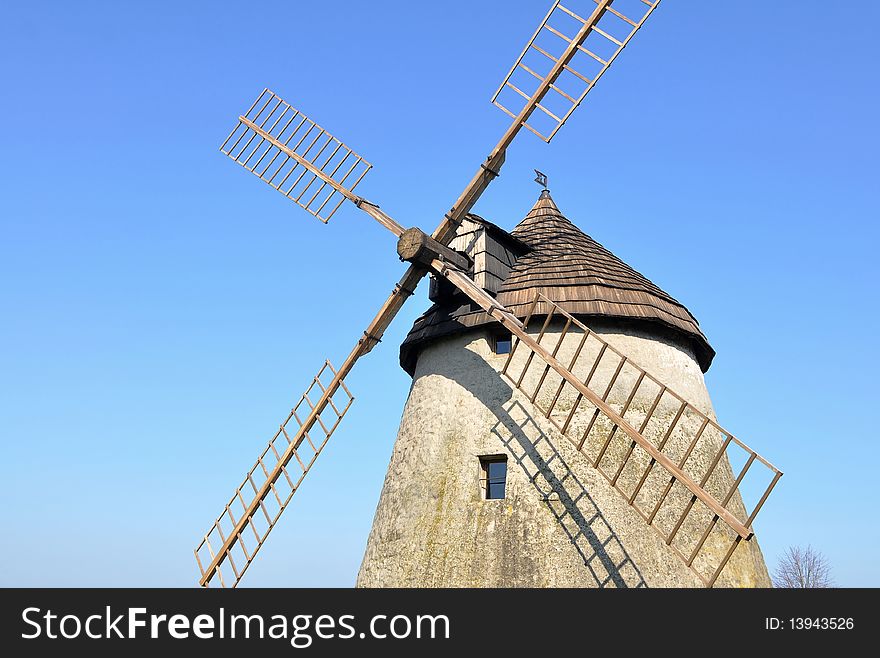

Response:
(492, 0), (660, 142)
(500, 292), (782, 586)
(220, 89), (372, 222)
(195, 360), (353, 587)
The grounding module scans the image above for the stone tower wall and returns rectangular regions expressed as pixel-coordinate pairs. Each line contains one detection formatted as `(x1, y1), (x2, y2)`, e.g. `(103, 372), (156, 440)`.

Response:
(357, 321), (771, 588)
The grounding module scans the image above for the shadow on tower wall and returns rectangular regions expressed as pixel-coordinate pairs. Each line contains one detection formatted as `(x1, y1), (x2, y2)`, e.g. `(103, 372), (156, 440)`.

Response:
(452, 345), (646, 588)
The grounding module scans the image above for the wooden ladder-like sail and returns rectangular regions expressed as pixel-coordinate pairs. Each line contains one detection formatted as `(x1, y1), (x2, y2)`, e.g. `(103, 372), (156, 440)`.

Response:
(220, 89), (373, 223)
(499, 294), (782, 586)
(194, 361), (353, 587)
(429, 264), (782, 587)
(493, 0), (661, 142)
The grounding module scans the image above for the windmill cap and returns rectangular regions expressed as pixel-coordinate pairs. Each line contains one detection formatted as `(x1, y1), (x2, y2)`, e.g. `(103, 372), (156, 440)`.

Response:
(400, 192), (715, 375)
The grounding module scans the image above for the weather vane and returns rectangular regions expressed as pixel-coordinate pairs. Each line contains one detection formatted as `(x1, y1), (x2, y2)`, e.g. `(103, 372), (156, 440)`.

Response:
(534, 169), (548, 190)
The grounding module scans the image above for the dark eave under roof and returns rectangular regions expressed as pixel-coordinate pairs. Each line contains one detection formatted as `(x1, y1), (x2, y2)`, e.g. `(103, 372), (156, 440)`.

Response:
(400, 192), (715, 375)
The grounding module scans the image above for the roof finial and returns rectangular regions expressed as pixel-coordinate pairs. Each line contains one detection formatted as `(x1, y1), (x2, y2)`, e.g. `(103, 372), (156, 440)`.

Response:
(534, 169), (551, 199)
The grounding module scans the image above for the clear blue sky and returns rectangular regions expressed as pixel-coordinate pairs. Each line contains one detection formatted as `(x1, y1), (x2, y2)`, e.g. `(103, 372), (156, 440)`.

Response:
(1, 1), (878, 587)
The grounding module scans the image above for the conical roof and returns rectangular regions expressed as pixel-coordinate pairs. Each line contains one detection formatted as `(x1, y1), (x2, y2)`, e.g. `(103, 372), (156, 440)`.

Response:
(400, 192), (715, 374)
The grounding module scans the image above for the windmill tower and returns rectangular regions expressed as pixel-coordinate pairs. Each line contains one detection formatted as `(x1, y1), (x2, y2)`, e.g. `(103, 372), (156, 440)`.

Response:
(357, 190), (771, 587)
(195, 0), (782, 589)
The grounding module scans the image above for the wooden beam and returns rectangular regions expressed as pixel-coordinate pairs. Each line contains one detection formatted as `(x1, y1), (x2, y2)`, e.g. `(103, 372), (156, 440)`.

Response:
(355, 199), (406, 238)
(397, 227), (471, 271)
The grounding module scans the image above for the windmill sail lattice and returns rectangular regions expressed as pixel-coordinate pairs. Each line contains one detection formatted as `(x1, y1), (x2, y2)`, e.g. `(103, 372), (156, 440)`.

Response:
(220, 89), (372, 223)
(195, 361), (353, 587)
(424, 261), (781, 586)
(499, 293), (782, 586)
(493, 0), (660, 142)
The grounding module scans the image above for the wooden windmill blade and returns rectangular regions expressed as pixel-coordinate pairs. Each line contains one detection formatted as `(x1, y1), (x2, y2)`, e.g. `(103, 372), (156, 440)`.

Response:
(492, 0), (661, 142)
(219, 89), (411, 237)
(219, 89), (373, 224)
(496, 295), (782, 586)
(424, 259), (782, 587)
(195, 360), (354, 587)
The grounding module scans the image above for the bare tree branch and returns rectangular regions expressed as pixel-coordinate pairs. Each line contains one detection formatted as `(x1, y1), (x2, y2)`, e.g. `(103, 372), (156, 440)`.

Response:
(773, 545), (833, 588)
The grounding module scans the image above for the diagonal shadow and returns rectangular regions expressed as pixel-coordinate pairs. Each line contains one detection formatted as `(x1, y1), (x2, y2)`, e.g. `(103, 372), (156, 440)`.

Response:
(445, 344), (647, 588)
(490, 400), (646, 588)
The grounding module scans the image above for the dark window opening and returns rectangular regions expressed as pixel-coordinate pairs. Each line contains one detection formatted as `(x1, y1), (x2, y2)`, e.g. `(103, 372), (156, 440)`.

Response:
(491, 331), (512, 355)
(480, 455), (508, 500)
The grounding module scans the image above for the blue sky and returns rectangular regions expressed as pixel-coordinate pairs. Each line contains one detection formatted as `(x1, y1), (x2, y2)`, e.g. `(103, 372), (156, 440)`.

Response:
(1, 1), (878, 587)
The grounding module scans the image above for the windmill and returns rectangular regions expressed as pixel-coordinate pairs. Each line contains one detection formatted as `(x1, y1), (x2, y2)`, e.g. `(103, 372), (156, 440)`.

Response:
(196, 0), (782, 588)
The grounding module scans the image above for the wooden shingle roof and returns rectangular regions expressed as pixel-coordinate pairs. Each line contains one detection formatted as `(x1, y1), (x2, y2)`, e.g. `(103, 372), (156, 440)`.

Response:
(400, 192), (715, 375)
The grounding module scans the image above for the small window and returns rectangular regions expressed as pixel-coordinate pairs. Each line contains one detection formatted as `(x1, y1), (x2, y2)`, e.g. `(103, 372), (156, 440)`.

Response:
(479, 455), (508, 500)
(491, 331), (512, 355)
